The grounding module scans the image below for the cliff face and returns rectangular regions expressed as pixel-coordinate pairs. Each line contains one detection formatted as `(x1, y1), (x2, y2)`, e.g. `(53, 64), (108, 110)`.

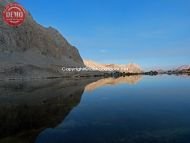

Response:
(0, 2), (84, 79)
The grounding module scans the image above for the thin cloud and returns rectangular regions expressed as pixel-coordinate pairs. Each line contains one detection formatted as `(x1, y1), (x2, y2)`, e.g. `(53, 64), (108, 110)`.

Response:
(99, 49), (107, 53)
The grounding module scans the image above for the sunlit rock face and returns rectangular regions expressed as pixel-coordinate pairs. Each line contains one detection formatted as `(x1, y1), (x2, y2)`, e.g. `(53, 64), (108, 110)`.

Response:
(0, 1), (84, 79)
(84, 60), (142, 73)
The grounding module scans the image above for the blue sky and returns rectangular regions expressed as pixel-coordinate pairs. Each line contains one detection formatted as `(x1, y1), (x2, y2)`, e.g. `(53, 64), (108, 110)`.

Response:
(17, 0), (190, 70)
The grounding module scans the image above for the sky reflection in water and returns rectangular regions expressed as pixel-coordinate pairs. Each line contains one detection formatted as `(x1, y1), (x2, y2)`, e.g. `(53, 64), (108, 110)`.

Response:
(36, 75), (190, 143)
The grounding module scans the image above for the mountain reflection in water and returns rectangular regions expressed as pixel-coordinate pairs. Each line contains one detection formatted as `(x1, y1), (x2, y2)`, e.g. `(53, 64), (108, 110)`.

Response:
(36, 75), (190, 143)
(85, 75), (142, 91)
(0, 78), (101, 143)
(1, 75), (190, 143)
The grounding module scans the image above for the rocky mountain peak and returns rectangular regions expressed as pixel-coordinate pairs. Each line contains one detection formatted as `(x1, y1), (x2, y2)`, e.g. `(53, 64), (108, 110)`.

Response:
(0, 2), (84, 79)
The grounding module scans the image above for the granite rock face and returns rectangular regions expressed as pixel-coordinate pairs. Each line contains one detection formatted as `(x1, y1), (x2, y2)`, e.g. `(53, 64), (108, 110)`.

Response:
(0, 1), (84, 79)
(84, 60), (142, 73)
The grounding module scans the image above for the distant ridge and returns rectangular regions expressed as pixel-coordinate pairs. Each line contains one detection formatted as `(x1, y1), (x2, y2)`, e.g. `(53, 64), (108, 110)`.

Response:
(176, 65), (190, 71)
(84, 59), (142, 73)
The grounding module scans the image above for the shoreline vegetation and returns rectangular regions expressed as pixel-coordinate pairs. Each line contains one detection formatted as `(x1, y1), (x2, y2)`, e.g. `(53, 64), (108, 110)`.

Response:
(100, 69), (190, 78)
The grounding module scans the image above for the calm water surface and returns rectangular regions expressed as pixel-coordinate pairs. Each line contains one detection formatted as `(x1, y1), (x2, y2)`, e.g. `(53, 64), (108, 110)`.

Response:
(36, 75), (190, 143)
(0, 75), (190, 143)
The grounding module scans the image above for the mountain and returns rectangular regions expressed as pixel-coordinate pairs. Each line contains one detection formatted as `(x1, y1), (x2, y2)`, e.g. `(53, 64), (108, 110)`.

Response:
(176, 65), (190, 71)
(84, 60), (142, 73)
(0, 1), (84, 79)
(174, 65), (190, 74)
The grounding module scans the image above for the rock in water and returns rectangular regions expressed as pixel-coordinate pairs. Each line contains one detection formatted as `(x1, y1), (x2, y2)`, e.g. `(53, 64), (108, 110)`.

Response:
(0, 2), (84, 79)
